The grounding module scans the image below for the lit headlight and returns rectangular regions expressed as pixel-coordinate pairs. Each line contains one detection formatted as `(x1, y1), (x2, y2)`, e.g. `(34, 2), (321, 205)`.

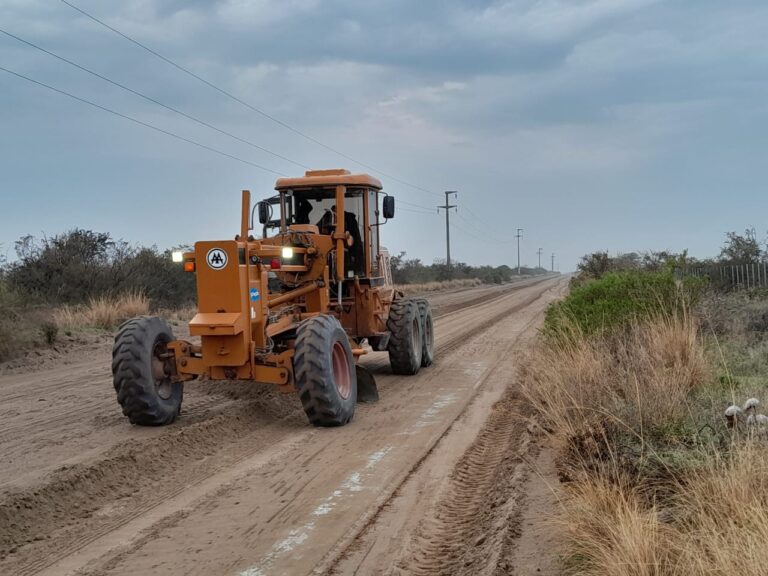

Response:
(171, 250), (184, 263)
(282, 246), (294, 259)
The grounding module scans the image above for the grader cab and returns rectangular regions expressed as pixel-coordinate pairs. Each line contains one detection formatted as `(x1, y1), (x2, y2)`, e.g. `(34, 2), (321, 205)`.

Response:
(112, 170), (434, 427)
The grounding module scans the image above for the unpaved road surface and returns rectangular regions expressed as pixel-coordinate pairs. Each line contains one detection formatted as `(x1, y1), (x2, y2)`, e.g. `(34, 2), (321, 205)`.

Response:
(0, 276), (567, 576)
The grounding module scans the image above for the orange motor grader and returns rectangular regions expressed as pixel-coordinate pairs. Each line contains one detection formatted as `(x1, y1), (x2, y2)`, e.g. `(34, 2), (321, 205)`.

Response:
(112, 169), (434, 427)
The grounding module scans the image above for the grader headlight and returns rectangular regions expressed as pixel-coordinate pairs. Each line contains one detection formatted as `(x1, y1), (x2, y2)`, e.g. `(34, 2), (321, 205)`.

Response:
(281, 246), (294, 259)
(171, 250), (184, 263)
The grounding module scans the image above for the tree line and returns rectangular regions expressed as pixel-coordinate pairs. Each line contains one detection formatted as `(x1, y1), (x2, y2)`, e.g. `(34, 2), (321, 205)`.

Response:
(574, 228), (768, 285)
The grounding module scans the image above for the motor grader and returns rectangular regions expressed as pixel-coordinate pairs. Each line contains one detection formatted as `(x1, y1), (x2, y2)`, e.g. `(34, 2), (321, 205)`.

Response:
(112, 169), (434, 427)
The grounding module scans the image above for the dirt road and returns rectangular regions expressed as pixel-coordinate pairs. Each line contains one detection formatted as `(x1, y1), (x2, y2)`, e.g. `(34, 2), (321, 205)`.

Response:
(0, 276), (566, 576)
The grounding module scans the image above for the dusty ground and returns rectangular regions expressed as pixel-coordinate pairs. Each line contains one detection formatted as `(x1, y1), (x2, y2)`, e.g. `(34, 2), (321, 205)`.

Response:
(0, 276), (567, 576)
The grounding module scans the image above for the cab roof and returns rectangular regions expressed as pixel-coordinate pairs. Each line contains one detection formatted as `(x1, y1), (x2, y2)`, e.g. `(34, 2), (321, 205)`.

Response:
(275, 169), (382, 191)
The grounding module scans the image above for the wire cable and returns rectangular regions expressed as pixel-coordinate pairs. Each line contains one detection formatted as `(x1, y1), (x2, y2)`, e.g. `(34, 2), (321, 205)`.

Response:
(0, 65), (285, 176)
(455, 211), (513, 244)
(398, 199), (435, 211)
(460, 202), (513, 241)
(0, 28), (309, 171)
(399, 206), (438, 215)
(60, 0), (442, 198)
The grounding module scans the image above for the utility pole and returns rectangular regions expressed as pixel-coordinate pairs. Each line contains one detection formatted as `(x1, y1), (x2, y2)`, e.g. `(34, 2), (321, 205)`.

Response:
(537, 248), (543, 270)
(551, 253), (555, 272)
(437, 191), (458, 271)
(515, 228), (523, 275)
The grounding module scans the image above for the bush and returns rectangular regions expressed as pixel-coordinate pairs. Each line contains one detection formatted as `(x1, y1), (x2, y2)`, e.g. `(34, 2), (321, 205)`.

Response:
(544, 271), (704, 338)
(0, 280), (46, 361)
(390, 252), (545, 285)
(40, 321), (58, 345)
(5, 230), (195, 309)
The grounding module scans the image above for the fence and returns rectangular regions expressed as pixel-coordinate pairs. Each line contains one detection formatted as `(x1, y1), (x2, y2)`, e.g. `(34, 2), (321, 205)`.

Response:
(677, 263), (768, 291)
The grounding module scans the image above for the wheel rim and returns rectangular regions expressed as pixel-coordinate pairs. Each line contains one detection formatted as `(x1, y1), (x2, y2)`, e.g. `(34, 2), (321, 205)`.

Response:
(332, 341), (352, 399)
(151, 341), (173, 400)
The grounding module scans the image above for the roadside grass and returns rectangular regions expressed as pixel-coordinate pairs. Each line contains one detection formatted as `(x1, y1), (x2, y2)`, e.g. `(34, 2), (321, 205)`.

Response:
(395, 278), (482, 295)
(543, 271), (705, 339)
(524, 274), (768, 575)
(161, 305), (197, 327)
(53, 291), (149, 331)
(0, 283), (48, 361)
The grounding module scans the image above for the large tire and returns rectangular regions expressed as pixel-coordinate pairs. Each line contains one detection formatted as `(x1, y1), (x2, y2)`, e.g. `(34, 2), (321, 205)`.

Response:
(387, 299), (423, 375)
(112, 316), (183, 426)
(416, 299), (435, 367)
(294, 315), (357, 427)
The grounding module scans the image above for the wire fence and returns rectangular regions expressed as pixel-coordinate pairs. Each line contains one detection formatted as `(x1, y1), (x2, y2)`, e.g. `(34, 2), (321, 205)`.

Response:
(676, 263), (768, 291)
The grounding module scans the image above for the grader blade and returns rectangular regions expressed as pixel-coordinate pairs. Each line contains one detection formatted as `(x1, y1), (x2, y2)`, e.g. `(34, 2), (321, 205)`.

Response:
(356, 365), (379, 403)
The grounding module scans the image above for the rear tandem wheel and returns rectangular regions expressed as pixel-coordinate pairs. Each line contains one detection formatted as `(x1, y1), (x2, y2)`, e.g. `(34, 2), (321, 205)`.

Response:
(416, 299), (435, 367)
(387, 299), (423, 375)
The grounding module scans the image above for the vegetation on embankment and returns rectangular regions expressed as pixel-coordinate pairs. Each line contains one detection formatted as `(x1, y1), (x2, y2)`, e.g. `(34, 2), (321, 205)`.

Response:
(391, 251), (548, 285)
(525, 265), (768, 574)
(0, 229), (194, 361)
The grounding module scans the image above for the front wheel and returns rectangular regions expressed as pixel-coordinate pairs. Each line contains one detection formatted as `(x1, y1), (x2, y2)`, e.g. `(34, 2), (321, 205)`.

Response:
(112, 316), (183, 426)
(294, 315), (357, 427)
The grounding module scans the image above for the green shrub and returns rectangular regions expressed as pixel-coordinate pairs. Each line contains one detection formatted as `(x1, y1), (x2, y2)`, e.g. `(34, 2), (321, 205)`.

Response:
(0, 281), (41, 361)
(6, 230), (195, 309)
(40, 321), (58, 345)
(544, 271), (704, 338)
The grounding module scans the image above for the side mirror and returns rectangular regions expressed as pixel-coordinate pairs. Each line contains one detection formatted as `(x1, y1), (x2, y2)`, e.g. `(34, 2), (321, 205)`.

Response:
(257, 201), (270, 225)
(383, 196), (395, 219)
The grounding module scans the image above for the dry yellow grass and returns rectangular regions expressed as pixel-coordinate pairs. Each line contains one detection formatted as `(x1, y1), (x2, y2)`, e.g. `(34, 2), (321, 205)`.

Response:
(520, 311), (768, 575)
(563, 476), (674, 576)
(676, 442), (768, 574)
(561, 442), (768, 576)
(53, 291), (149, 330)
(523, 312), (707, 444)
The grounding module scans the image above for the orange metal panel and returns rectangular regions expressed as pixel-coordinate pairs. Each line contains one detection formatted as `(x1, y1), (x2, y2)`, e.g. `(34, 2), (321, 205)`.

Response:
(189, 312), (244, 336)
(275, 170), (382, 190)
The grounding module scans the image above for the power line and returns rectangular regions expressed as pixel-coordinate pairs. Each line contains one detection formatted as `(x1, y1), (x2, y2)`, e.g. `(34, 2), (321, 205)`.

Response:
(455, 211), (513, 244)
(452, 221), (492, 244)
(0, 65), (285, 176)
(399, 206), (438, 215)
(399, 199), (435, 211)
(460, 202), (513, 242)
(0, 27), (309, 171)
(60, 0), (442, 198)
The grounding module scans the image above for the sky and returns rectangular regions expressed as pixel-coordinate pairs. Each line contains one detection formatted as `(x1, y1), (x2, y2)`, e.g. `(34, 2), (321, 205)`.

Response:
(2, 0), (767, 271)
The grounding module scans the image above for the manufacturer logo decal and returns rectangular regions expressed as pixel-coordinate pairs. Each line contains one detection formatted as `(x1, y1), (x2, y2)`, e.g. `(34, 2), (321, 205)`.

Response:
(206, 247), (228, 270)
(249, 288), (261, 302)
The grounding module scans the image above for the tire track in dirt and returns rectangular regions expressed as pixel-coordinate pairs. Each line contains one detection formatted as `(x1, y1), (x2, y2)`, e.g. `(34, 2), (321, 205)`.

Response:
(323, 278), (569, 576)
(395, 388), (533, 576)
(316, 307), (544, 576)
(0, 278), (558, 576)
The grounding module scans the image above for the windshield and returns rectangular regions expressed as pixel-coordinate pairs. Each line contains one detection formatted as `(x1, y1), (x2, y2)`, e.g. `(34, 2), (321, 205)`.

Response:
(262, 186), (367, 275)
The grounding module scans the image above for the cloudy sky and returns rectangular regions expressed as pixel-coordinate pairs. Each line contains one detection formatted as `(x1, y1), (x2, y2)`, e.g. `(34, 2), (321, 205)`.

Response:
(2, 0), (767, 270)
